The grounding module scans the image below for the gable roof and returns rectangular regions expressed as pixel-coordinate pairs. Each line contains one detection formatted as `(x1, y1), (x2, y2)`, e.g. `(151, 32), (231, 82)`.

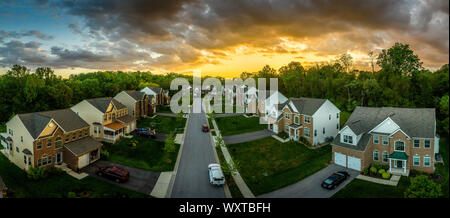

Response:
(149, 87), (163, 93)
(18, 109), (89, 139)
(344, 106), (436, 138)
(85, 97), (126, 113)
(289, 97), (327, 116)
(124, 90), (146, 101)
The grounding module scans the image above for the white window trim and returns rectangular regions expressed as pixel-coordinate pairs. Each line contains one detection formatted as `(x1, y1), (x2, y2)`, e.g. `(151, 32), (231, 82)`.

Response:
(394, 140), (406, 152)
(413, 155), (420, 166)
(294, 116), (299, 124)
(373, 150), (379, 161)
(343, 134), (353, 144)
(382, 136), (389, 145)
(413, 139), (420, 148)
(382, 151), (388, 163)
(423, 155), (431, 167)
(424, 139), (431, 149)
(373, 135), (379, 144)
(304, 127), (310, 138)
(304, 116), (310, 124)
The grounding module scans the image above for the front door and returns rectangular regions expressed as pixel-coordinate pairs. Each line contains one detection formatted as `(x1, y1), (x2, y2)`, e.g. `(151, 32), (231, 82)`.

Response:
(56, 152), (63, 164)
(395, 160), (403, 168)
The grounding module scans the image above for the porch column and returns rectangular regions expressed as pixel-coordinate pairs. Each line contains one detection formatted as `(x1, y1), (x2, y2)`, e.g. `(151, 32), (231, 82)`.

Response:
(403, 160), (406, 174)
(389, 159), (392, 172)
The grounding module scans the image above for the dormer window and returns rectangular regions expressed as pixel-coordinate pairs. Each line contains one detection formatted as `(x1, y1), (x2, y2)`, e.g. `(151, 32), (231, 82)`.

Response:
(343, 135), (353, 144)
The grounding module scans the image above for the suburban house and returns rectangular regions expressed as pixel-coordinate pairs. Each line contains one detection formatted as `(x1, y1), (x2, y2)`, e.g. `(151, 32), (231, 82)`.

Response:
(141, 86), (169, 105)
(114, 90), (152, 118)
(331, 106), (439, 175)
(246, 90), (288, 116)
(267, 97), (341, 146)
(0, 109), (102, 171)
(71, 97), (136, 143)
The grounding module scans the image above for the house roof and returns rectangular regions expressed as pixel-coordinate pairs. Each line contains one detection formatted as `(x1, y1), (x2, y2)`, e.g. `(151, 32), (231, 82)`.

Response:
(344, 106), (436, 138)
(18, 109), (89, 139)
(389, 151), (408, 160)
(104, 122), (126, 131)
(22, 148), (32, 155)
(85, 97), (126, 113)
(331, 133), (371, 151)
(289, 97), (327, 116)
(125, 90), (145, 101)
(64, 137), (102, 156)
(149, 87), (163, 93)
(117, 114), (135, 124)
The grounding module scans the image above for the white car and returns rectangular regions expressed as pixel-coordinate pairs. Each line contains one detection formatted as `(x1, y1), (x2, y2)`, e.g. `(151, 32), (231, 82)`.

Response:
(208, 163), (225, 186)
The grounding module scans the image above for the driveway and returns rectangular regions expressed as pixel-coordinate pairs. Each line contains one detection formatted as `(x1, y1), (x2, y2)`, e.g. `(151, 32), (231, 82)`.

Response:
(170, 104), (226, 198)
(258, 164), (359, 198)
(223, 129), (275, 144)
(131, 131), (167, 142)
(82, 160), (160, 195)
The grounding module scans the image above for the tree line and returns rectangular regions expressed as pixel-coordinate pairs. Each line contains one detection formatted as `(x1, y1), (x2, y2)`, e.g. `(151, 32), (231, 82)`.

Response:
(0, 42), (448, 136)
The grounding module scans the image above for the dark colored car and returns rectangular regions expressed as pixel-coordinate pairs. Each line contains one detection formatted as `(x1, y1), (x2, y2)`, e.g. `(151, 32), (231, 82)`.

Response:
(321, 171), (350, 189)
(202, 124), (209, 132)
(136, 127), (156, 138)
(97, 166), (130, 183)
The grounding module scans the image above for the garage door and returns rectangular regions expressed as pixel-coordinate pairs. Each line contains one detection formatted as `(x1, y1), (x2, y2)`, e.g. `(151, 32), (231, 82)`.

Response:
(334, 152), (346, 167)
(347, 156), (361, 171)
(78, 153), (90, 169)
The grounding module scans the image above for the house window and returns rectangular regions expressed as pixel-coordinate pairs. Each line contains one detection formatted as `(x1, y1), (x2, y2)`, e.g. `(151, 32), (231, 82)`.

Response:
(336, 113), (339, 119)
(47, 139), (52, 147)
(373, 136), (379, 144)
(104, 115), (107, 121)
(322, 127), (325, 134)
(28, 157), (31, 165)
(413, 155), (420, 166)
(294, 116), (299, 124)
(285, 113), (290, 119)
(424, 140), (431, 149)
(16, 146), (19, 152)
(21, 136), (23, 142)
(55, 137), (62, 149)
(284, 124), (289, 133)
(85, 129), (88, 136)
(65, 134), (70, 142)
(304, 128), (310, 137)
(24, 155), (27, 164)
(336, 123), (339, 129)
(382, 151), (388, 163)
(72, 133), (76, 140)
(304, 116), (310, 123)
(394, 141), (405, 152)
(78, 131), (82, 138)
(413, 139), (420, 148)
(314, 129), (317, 137)
(112, 113), (116, 120)
(373, 150), (379, 161)
(382, 136), (389, 145)
(329, 114), (331, 120)
(36, 141), (42, 149)
(108, 114), (111, 120)
(423, 156), (431, 167)
(343, 135), (353, 144)
(9, 129), (13, 136)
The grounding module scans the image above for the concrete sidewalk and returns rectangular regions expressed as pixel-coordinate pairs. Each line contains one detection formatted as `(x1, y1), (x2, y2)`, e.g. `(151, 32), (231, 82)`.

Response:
(212, 119), (255, 198)
(151, 172), (173, 198)
(223, 129), (274, 144)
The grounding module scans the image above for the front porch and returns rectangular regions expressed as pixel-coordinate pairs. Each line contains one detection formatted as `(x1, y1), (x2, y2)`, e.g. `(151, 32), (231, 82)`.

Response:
(104, 122), (126, 142)
(288, 123), (302, 141)
(388, 151), (410, 176)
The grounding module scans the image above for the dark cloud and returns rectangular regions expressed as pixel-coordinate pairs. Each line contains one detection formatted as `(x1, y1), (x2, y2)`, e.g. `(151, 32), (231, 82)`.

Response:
(0, 30), (54, 42)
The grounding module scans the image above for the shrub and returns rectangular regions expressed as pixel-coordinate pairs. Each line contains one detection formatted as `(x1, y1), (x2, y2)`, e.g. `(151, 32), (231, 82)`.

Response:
(101, 149), (110, 159)
(378, 169), (386, 175)
(370, 166), (377, 175)
(164, 131), (176, 153)
(363, 168), (369, 175)
(67, 192), (78, 198)
(372, 162), (381, 169)
(381, 164), (390, 171)
(382, 172), (391, 179)
(27, 167), (47, 180)
(404, 175), (443, 198)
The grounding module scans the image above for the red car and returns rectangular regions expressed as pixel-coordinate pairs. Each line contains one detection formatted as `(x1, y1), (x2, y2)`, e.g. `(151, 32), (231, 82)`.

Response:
(202, 124), (209, 132)
(97, 166), (130, 183)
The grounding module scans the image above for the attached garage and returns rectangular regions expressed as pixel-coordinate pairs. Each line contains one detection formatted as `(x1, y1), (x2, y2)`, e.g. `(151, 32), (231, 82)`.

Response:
(63, 137), (103, 171)
(347, 156), (361, 171)
(78, 153), (90, 169)
(334, 152), (346, 167)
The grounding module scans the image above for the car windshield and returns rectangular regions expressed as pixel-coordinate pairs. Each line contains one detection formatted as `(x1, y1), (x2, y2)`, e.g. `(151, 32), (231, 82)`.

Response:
(324, 178), (334, 184)
(214, 177), (224, 181)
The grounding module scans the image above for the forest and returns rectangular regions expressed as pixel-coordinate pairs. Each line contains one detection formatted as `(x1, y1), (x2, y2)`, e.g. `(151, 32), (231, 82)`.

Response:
(0, 42), (448, 136)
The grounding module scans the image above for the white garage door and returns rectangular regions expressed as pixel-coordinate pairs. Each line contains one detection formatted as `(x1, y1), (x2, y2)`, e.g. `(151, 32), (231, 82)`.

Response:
(334, 152), (346, 167)
(347, 156), (361, 171)
(78, 153), (90, 169)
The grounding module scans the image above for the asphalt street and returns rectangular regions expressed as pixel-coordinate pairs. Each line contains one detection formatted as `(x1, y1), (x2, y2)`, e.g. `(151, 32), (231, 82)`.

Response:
(170, 104), (226, 198)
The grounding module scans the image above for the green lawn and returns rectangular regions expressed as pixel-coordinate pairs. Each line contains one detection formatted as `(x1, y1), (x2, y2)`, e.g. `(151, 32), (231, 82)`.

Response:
(102, 137), (180, 172)
(0, 154), (148, 198)
(333, 137), (449, 198)
(215, 115), (266, 136)
(138, 115), (186, 134)
(215, 144), (244, 198)
(157, 105), (173, 113)
(228, 137), (331, 195)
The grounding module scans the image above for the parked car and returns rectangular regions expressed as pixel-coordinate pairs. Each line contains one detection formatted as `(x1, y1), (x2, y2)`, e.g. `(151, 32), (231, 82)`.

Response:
(208, 163), (225, 186)
(321, 171), (350, 189)
(202, 124), (209, 132)
(97, 166), (130, 183)
(136, 127), (156, 138)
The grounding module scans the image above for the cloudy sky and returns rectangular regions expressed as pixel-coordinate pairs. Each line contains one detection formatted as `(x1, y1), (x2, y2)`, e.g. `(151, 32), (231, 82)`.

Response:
(0, 0), (448, 77)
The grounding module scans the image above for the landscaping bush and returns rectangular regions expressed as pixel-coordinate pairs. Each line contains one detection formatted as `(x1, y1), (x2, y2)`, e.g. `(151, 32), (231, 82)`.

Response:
(67, 192), (78, 198)
(101, 149), (110, 159)
(164, 132), (176, 153)
(382, 172), (391, 179)
(26, 167), (47, 180)
(370, 166), (377, 175)
(363, 168), (369, 175)
(378, 169), (386, 175)
(404, 175), (443, 198)
(381, 164), (390, 171)
(372, 162), (381, 169)
(277, 132), (289, 139)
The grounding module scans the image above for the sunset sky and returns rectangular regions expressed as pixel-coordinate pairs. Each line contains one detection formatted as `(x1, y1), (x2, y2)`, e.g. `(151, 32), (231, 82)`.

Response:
(0, 0), (448, 77)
